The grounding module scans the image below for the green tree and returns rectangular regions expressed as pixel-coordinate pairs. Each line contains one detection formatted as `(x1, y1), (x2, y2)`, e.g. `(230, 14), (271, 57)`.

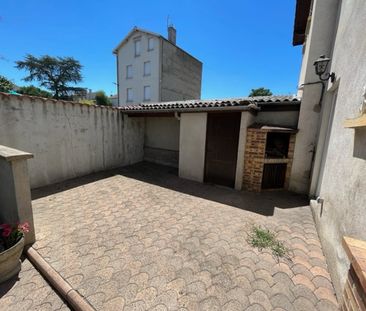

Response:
(249, 87), (273, 97)
(95, 91), (111, 106)
(17, 85), (52, 98)
(0, 75), (14, 92)
(15, 54), (82, 99)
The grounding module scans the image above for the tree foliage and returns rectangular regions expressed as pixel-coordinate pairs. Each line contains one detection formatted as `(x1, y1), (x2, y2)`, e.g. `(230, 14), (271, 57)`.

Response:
(0, 75), (14, 92)
(15, 54), (82, 99)
(95, 91), (111, 106)
(249, 87), (273, 97)
(17, 85), (52, 98)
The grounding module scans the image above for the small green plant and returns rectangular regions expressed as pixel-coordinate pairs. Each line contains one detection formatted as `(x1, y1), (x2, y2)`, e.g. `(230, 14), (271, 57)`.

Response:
(248, 225), (290, 259)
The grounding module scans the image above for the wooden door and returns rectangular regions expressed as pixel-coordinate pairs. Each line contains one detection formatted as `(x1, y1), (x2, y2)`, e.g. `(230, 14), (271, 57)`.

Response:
(204, 112), (241, 187)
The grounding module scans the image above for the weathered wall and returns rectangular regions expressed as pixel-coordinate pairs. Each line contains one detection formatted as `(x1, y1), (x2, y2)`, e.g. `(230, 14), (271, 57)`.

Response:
(0, 94), (144, 188)
(309, 0), (366, 299)
(179, 113), (207, 182)
(161, 40), (202, 101)
(144, 116), (180, 167)
(289, 0), (340, 194)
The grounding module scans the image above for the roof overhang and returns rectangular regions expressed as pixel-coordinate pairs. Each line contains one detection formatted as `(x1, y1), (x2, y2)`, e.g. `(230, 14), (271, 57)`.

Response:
(292, 0), (312, 46)
(119, 96), (301, 116)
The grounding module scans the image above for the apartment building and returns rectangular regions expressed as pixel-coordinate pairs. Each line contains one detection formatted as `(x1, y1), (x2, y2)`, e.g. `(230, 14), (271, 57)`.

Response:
(113, 26), (202, 106)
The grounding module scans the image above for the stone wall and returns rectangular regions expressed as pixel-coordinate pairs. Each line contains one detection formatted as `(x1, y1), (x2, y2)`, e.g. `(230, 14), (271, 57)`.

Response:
(0, 93), (145, 188)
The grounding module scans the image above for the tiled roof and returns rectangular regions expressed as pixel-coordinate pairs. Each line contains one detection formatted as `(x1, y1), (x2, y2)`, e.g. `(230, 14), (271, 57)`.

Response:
(119, 95), (300, 113)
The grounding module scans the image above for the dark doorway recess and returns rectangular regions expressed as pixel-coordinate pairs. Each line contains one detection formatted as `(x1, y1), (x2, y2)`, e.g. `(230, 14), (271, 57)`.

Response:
(204, 112), (241, 188)
(262, 163), (287, 189)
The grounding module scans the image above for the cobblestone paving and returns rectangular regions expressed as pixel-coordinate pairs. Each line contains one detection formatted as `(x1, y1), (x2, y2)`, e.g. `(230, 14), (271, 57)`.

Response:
(0, 258), (70, 311)
(28, 162), (339, 310)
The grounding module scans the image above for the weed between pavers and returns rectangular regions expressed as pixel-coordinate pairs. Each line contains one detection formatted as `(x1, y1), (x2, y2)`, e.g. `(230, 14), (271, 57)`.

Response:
(248, 225), (290, 259)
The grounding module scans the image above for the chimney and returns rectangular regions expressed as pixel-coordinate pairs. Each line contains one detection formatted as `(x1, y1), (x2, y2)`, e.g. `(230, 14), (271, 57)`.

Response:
(168, 25), (176, 45)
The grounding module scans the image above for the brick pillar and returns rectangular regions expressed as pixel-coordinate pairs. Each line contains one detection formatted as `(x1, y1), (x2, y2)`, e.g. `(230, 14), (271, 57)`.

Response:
(243, 128), (266, 192)
(284, 134), (296, 189)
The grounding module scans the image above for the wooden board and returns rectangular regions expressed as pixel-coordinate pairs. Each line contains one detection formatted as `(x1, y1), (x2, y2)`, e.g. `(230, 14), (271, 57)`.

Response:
(343, 236), (366, 293)
(344, 114), (366, 128)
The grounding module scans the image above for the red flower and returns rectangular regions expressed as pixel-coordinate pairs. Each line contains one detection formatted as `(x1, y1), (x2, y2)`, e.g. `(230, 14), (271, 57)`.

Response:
(1, 224), (12, 237)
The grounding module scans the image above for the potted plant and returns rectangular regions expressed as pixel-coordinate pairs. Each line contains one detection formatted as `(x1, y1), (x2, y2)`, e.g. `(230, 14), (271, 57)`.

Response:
(0, 222), (29, 282)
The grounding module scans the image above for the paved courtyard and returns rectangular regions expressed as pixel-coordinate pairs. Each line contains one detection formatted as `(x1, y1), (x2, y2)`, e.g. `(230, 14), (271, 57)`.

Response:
(1, 162), (338, 310)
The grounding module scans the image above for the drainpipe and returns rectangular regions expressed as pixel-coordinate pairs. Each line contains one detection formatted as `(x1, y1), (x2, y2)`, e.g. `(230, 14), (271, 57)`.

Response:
(174, 111), (181, 120)
(116, 54), (120, 107)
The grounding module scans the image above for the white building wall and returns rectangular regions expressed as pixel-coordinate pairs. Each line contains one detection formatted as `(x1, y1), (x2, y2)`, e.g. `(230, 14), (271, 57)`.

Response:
(307, 0), (366, 299)
(117, 33), (161, 106)
(179, 113), (207, 182)
(289, 0), (340, 194)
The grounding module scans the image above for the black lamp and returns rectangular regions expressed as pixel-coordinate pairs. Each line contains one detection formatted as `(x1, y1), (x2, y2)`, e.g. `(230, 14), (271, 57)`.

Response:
(313, 55), (336, 82)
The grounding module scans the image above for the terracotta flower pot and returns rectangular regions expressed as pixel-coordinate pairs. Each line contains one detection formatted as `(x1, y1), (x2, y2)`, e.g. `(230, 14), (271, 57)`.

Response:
(0, 237), (24, 283)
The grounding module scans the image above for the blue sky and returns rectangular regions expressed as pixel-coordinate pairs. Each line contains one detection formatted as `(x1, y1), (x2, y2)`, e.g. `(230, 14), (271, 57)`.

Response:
(0, 0), (302, 98)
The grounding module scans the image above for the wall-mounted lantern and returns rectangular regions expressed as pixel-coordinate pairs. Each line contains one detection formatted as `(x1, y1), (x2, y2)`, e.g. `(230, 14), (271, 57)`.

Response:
(313, 55), (336, 83)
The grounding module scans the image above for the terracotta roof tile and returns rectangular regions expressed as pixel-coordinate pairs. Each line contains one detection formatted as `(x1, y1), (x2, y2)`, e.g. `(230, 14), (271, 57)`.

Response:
(119, 95), (300, 113)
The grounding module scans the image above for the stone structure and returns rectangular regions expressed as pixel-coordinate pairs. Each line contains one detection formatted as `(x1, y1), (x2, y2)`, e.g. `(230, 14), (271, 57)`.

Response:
(0, 145), (35, 245)
(113, 27), (202, 106)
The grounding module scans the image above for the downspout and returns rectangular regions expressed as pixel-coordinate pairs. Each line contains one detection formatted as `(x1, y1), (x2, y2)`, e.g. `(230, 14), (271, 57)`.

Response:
(116, 53), (120, 107)
(300, 80), (325, 110)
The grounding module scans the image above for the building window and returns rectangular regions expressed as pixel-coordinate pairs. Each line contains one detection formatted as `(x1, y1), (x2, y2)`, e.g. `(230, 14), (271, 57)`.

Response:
(127, 88), (133, 102)
(143, 86), (151, 101)
(148, 38), (154, 51)
(134, 39), (141, 57)
(126, 65), (132, 79)
(144, 61), (151, 76)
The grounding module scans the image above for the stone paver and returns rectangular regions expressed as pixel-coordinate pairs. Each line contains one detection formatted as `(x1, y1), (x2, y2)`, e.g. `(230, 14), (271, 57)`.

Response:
(0, 258), (70, 311)
(3, 162), (339, 310)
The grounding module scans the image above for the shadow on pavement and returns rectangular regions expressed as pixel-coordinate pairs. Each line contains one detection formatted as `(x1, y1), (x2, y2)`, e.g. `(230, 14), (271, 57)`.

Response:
(32, 162), (308, 217)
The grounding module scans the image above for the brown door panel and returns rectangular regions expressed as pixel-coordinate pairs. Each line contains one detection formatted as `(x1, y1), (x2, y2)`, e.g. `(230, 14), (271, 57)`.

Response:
(204, 113), (241, 188)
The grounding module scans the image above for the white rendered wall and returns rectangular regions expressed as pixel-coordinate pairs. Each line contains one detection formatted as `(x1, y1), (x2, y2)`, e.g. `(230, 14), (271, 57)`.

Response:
(179, 113), (207, 182)
(117, 33), (161, 106)
(0, 94), (145, 188)
(289, 0), (340, 194)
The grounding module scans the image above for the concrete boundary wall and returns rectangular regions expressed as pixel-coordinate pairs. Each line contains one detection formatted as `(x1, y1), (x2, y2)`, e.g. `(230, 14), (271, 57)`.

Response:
(0, 93), (144, 188)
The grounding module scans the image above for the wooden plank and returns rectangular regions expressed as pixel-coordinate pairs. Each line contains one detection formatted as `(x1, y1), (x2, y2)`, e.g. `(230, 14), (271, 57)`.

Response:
(343, 236), (366, 294)
(344, 113), (366, 128)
